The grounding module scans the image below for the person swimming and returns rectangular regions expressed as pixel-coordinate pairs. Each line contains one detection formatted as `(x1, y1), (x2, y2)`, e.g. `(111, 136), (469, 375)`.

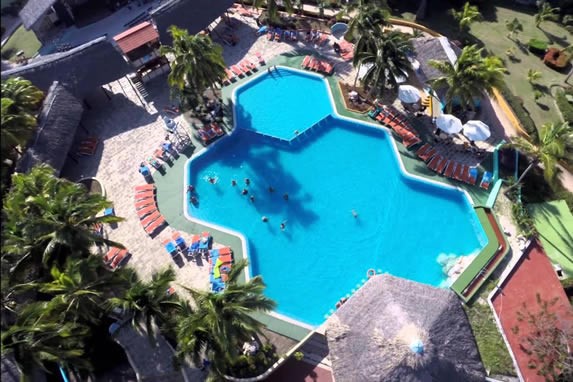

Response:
(351, 209), (358, 218)
(191, 196), (198, 204)
(231, 179), (237, 186)
(262, 216), (268, 222)
(283, 193), (289, 201)
(187, 185), (195, 193)
(245, 178), (251, 185)
(208, 177), (216, 184)
(249, 195), (255, 203)
(242, 189), (248, 195)
(268, 186), (275, 193)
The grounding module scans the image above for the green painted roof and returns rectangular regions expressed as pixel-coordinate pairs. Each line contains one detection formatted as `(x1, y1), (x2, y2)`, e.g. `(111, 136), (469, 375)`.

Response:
(528, 200), (573, 276)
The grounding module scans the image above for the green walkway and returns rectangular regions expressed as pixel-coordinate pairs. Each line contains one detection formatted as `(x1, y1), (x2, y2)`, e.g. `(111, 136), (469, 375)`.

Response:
(528, 200), (573, 276)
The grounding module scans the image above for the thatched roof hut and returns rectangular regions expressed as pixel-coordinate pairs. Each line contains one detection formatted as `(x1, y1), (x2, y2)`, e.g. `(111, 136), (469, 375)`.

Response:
(411, 37), (461, 83)
(16, 82), (83, 176)
(1, 36), (131, 97)
(325, 274), (485, 382)
(151, 0), (235, 45)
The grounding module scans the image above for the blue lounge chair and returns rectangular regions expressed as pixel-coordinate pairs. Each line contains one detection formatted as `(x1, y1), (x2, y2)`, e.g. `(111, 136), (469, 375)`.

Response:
(172, 231), (187, 251)
(480, 171), (492, 190)
(163, 240), (178, 257)
(468, 167), (479, 185)
(139, 164), (151, 177)
(199, 232), (212, 251)
(104, 207), (115, 217)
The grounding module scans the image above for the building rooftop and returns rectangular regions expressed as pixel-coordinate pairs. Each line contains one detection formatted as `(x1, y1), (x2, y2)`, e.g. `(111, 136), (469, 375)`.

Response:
(114, 21), (159, 54)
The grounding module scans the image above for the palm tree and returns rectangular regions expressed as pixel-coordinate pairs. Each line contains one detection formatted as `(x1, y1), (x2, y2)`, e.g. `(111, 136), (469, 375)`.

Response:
(108, 268), (181, 336)
(253, 0), (293, 23)
(1, 77), (43, 153)
(1, 303), (92, 379)
(527, 69), (542, 84)
(353, 31), (412, 96)
(506, 122), (573, 192)
(505, 18), (523, 40)
(339, 0), (389, 43)
(429, 45), (507, 113)
(2, 165), (124, 277)
(450, 2), (482, 34)
(160, 26), (227, 104)
(175, 259), (276, 376)
(535, 1), (559, 29)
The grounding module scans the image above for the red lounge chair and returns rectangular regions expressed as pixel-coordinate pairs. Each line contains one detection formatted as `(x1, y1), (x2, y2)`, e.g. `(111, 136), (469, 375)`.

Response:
(135, 184), (155, 193)
(255, 52), (265, 65)
(461, 166), (471, 184)
(239, 62), (251, 74)
(416, 144), (431, 157)
(219, 253), (233, 264)
(427, 155), (442, 172)
(210, 123), (225, 136)
(135, 191), (155, 201)
(316, 32), (328, 46)
(436, 159), (449, 174)
(231, 65), (243, 77)
(320, 61), (333, 75)
(110, 249), (128, 270)
(444, 161), (457, 178)
(135, 198), (154, 210)
(145, 216), (165, 235)
(140, 211), (161, 227)
(418, 147), (436, 162)
(453, 164), (466, 181)
(244, 60), (257, 71)
(104, 247), (121, 264)
(137, 205), (157, 218)
(403, 135), (422, 149)
(301, 55), (311, 69)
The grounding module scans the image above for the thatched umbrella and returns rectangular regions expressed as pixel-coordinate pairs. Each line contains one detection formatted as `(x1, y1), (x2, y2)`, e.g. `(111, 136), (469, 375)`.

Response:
(325, 274), (485, 382)
(411, 36), (460, 83)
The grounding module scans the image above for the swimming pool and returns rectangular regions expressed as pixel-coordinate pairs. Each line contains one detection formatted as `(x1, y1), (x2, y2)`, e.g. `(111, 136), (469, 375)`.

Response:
(186, 68), (486, 326)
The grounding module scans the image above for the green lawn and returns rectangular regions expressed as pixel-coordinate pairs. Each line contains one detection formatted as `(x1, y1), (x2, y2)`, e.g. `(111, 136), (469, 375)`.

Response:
(393, 1), (570, 131)
(1, 24), (41, 61)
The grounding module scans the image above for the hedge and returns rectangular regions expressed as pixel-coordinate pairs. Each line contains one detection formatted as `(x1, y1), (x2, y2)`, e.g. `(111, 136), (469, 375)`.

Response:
(527, 39), (549, 56)
(555, 90), (573, 124)
(496, 82), (538, 136)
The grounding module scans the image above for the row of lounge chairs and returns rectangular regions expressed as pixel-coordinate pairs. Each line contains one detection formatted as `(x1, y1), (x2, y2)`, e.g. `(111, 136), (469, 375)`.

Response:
(416, 144), (493, 189)
(301, 55), (334, 76)
(267, 27), (298, 42)
(134, 184), (166, 235)
(196, 122), (225, 145)
(223, 52), (266, 86)
(104, 246), (129, 270)
(305, 29), (330, 46)
(209, 246), (234, 292)
(369, 106), (422, 149)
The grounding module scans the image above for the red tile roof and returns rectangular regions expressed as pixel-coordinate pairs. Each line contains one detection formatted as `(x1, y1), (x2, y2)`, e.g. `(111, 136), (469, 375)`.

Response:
(491, 240), (573, 382)
(113, 21), (159, 54)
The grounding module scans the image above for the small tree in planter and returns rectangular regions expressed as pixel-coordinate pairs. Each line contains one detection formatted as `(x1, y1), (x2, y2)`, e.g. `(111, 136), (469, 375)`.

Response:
(543, 48), (571, 71)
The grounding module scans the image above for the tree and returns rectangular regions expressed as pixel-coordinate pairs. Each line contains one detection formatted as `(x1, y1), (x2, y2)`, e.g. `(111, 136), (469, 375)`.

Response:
(1, 77), (43, 153)
(175, 260), (276, 377)
(108, 268), (181, 337)
(339, 0), (389, 42)
(429, 45), (507, 113)
(505, 18), (523, 40)
(1, 303), (92, 379)
(505, 121), (573, 193)
(535, 1), (559, 28)
(2, 165), (124, 278)
(160, 26), (227, 105)
(450, 2), (482, 34)
(353, 31), (412, 96)
(527, 69), (543, 84)
(253, 0), (293, 23)
(512, 294), (573, 380)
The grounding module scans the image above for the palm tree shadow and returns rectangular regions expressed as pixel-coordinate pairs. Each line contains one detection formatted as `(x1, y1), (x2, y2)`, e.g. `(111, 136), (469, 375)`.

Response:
(541, 29), (570, 47)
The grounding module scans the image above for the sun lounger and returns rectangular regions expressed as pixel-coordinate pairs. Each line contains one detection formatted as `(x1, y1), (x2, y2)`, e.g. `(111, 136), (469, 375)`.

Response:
(467, 167), (479, 185)
(172, 231), (187, 251)
(418, 146), (436, 162)
(139, 164), (151, 177)
(444, 161), (457, 178)
(427, 155), (443, 172)
(137, 205), (157, 218)
(301, 55), (311, 69)
(460, 166), (471, 184)
(104, 247), (121, 264)
(453, 164), (466, 181)
(255, 52), (265, 65)
(319, 60), (333, 75)
(436, 159), (449, 174)
(135, 184), (155, 193)
(135, 191), (155, 201)
(163, 239), (179, 257)
(147, 157), (163, 170)
(188, 234), (201, 256)
(140, 211), (161, 227)
(145, 216), (165, 235)
(403, 135), (422, 149)
(199, 232), (211, 251)
(316, 32), (329, 46)
(480, 171), (492, 190)
(239, 62), (251, 74)
(210, 123), (225, 136)
(134, 198), (154, 210)
(415, 144), (431, 157)
(274, 28), (282, 41)
(110, 249), (128, 270)
(244, 60), (257, 72)
(231, 65), (243, 77)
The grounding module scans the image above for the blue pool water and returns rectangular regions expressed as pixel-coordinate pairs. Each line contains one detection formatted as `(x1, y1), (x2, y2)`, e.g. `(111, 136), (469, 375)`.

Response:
(187, 68), (486, 326)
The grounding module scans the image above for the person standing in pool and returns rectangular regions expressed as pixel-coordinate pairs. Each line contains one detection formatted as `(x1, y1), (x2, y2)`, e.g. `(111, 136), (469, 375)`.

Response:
(245, 178), (250, 186)
(242, 189), (248, 195)
(280, 221), (286, 231)
(208, 177), (216, 184)
(283, 193), (289, 201)
(249, 195), (255, 203)
(187, 185), (195, 193)
(268, 186), (274, 193)
(231, 179), (237, 186)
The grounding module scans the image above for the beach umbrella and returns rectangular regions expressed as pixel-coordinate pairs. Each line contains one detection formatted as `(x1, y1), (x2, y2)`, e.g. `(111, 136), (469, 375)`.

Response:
(257, 25), (268, 34)
(463, 120), (491, 141)
(435, 114), (463, 134)
(330, 22), (348, 40)
(398, 85), (421, 103)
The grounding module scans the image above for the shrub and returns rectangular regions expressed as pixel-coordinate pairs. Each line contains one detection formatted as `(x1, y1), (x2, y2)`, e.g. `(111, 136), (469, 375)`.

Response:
(555, 90), (573, 124)
(543, 47), (571, 71)
(527, 39), (549, 55)
(497, 82), (537, 136)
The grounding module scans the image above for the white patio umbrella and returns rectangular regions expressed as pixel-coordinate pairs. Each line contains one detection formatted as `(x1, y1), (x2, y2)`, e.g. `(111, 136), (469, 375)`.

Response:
(463, 120), (491, 141)
(398, 85), (421, 103)
(435, 114), (463, 134)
